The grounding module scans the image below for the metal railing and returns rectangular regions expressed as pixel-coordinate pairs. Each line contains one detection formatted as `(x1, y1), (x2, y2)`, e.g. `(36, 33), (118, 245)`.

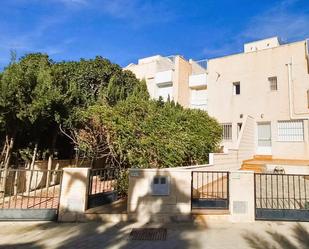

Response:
(191, 171), (229, 209)
(195, 59), (208, 69)
(255, 173), (309, 210)
(87, 168), (122, 209)
(0, 168), (63, 209)
(166, 55), (176, 64)
(88, 168), (120, 195)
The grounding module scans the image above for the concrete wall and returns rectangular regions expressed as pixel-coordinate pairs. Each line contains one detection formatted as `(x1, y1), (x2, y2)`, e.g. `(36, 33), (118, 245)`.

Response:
(58, 168), (89, 222)
(56, 166), (255, 223)
(127, 167), (255, 223)
(244, 37), (281, 53)
(211, 115), (256, 170)
(229, 171), (255, 222)
(127, 168), (192, 222)
(174, 56), (192, 107)
(207, 40), (309, 159)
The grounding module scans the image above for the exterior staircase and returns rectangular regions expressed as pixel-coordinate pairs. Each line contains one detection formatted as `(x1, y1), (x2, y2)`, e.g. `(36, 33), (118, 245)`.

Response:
(241, 155), (272, 172)
(241, 155), (309, 173)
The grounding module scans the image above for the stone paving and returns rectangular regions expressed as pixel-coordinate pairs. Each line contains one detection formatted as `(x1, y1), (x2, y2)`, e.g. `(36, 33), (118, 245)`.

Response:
(0, 220), (308, 249)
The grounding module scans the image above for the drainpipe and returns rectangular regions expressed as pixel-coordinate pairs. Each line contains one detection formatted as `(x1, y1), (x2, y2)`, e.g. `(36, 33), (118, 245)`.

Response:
(286, 55), (309, 146)
(286, 57), (309, 119)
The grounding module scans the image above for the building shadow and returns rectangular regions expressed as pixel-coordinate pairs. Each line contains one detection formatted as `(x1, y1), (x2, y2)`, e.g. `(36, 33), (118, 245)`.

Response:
(243, 223), (309, 249)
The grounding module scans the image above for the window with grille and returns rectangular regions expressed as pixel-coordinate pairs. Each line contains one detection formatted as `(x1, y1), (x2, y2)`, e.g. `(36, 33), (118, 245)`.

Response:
(221, 123), (232, 140)
(277, 120), (304, 142)
(268, 76), (278, 91)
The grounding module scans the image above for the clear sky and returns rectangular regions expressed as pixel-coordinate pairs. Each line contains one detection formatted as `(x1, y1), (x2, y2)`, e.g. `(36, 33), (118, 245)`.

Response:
(0, 0), (309, 69)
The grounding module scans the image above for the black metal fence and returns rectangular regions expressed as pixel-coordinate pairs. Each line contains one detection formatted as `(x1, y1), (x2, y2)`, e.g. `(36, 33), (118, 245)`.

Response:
(0, 168), (63, 210)
(87, 168), (120, 209)
(191, 171), (229, 209)
(255, 173), (309, 221)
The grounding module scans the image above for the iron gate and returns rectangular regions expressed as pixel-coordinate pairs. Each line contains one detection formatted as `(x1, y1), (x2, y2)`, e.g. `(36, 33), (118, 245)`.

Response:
(255, 173), (309, 221)
(0, 168), (63, 220)
(191, 171), (229, 209)
(87, 168), (119, 209)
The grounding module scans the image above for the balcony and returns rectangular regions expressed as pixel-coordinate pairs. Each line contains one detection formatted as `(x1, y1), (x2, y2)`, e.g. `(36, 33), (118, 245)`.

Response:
(195, 59), (208, 69)
(189, 73), (207, 89)
(155, 70), (173, 86)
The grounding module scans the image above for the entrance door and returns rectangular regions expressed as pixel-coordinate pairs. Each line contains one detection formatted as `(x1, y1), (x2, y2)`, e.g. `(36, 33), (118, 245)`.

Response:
(257, 122), (272, 155)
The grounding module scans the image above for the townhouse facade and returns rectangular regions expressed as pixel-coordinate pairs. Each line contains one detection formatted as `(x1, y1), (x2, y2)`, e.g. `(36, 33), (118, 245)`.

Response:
(125, 37), (309, 160)
(125, 55), (208, 110)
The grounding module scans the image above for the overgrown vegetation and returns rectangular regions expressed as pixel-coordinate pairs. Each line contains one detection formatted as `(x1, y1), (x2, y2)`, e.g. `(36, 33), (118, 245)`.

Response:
(0, 53), (222, 174)
(74, 98), (222, 169)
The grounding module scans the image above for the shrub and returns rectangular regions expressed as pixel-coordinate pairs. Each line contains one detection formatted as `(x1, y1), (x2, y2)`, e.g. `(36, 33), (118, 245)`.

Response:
(75, 97), (222, 169)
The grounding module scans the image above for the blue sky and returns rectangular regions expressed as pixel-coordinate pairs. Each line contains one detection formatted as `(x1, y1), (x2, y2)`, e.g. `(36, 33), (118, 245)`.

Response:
(0, 0), (309, 68)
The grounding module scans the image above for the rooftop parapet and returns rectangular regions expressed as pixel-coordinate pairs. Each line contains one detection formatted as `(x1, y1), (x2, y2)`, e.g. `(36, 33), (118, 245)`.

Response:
(244, 37), (281, 53)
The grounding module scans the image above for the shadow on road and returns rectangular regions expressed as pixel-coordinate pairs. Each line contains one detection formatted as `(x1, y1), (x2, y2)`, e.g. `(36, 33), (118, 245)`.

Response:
(243, 223), (309, 249)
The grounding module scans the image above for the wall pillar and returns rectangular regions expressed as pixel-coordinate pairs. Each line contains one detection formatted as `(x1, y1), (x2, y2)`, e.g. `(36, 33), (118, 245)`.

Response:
(229, 170), (255, 222)
(58, 167), (90, 222)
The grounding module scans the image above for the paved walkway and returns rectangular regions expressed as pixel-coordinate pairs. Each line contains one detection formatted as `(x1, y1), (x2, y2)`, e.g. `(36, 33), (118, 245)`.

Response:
(0, 220), (308, 249)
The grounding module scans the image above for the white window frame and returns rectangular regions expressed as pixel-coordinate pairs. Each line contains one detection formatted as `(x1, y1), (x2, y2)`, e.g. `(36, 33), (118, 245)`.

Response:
(277, 120), (304, 142)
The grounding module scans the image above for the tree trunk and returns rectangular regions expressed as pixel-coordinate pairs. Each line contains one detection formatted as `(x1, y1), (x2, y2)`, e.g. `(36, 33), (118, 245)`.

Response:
(30, 143), (38, 170)
(46, 155), (52, 188)
(13, 170), (18, 196)
(2, 137), (14, 193)
(27, 143), (38, 192)
(46, 131), (58, 187)
(0, 136), (8, 168)
(51, 162), (59, 186)
(3, 137), (14, 169)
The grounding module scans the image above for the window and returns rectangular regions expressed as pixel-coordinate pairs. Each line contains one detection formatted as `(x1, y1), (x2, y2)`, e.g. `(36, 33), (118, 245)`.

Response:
(221, 123), (232, 140)
(233, 82), (240, 95)
(269, 77), (278, 91)
(278, 120), (304, 142)
(237, 123), (242, 138)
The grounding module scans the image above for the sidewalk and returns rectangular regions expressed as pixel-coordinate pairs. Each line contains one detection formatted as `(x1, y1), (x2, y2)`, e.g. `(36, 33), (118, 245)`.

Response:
(0, 220), (308, 249)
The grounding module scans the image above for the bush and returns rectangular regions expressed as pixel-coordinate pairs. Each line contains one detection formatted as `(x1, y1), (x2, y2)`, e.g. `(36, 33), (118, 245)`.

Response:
(76, 97), (222, 169)
(115, 169), (129, 197)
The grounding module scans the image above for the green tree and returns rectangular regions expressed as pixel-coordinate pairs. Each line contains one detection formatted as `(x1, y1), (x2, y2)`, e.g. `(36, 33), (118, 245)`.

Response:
(0, 54), (143, 170)
(0, 53), (53, 169)
(73, 96), (222, 169)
